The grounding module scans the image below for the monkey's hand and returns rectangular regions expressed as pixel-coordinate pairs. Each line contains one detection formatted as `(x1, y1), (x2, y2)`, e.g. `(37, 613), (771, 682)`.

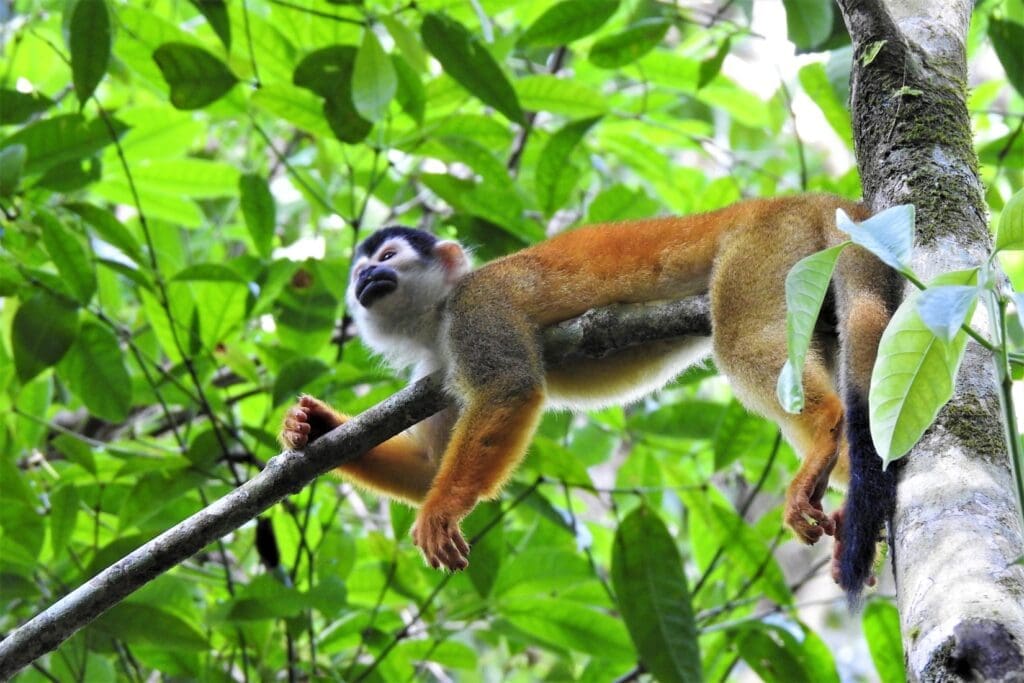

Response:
(280, 395), (345, 449)
(412, 504), (470, 571)
(784, 486), (836, 544)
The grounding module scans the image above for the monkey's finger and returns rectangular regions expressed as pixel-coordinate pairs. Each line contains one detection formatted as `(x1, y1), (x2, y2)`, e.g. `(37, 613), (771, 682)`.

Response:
(452, 532), (470, 558)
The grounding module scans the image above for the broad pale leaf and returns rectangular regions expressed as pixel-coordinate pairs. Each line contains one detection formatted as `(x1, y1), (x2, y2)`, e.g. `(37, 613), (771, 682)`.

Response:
(612, 506), (701, 683)
(777, 244), (847, 413)
(239, 173), (276, 258)
(836, 204), (915, 272)
(783, 0), (833, 50)
(535, 116), (600, 216)
(995, 187), (1024, 252)
(863, 600), (907, 683)
(37, 208), (97, 305)
(870, 270), (976, 466)
(0, 143), (26, 196)
(352, 28), (396, 122)
(916, 283), (978, 342)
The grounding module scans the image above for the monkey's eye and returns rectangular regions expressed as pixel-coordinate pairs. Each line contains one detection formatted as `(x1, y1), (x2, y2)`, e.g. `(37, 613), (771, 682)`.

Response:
(380, 249), (396, 261)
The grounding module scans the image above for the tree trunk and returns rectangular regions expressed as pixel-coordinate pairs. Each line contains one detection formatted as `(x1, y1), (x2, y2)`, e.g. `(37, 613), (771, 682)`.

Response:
(838, 1), (1024, 680)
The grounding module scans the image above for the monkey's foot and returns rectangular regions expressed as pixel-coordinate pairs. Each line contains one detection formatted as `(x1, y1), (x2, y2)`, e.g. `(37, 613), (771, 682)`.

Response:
(784, 493), (835, 544)
(412, 508), (470, 571)
(829, 508), (877, 587)
(280, 395), (343, 449)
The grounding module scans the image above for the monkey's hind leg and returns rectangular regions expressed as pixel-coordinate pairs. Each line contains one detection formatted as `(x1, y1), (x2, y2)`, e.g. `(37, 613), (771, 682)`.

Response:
(281, 395), (438, 504)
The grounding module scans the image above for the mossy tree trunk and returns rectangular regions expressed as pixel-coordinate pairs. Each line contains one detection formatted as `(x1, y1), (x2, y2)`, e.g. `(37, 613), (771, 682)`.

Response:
(838, 1), (1024, 680)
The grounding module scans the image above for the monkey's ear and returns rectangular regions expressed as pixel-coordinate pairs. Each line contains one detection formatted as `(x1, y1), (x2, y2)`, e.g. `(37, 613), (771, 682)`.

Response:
(434, 241), (471, 283)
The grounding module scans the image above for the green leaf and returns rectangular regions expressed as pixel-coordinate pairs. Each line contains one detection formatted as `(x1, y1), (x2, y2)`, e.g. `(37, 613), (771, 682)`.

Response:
(0, 143), (26, 197)
(92, 603), (208, 651)
(536, 116), (600, 216)
(189, 0), (231, 49)
(59, 321), (132, 422)
(798, 62), (853, 144)
(735, 626), (812, 683)
(421, 13), (524, 123)
(13, 292), (80, 382)
(515, 75), (608, 117)
(153, 42), (238, 109)
(989, 18), (1024, 98)
(782, 0), (833, 50)
(777, 244), (847, 413)
(996, 187), (1024, 252)
(836, 204), (915, 273)
(380, 15), (427, 72)
(293, 46), (373, 144)
(120, 158), (241, 198)
(611, 506), (701, 683)
(698, 36), (731, 89)
(49, 484), (80, 560)
(69, 0), (112, 105)
(392, 54), (425, 123)
(518, 0), (619, 48)
(916, 284), (978, 342)
(64, 202), (145, 264)
(0, 88), (54, 125)
(239, 173), (276, 258)
(498, 598), (634, 661)
(273, 357), (331, 407)
(863, 600), (907, 683)
(870, 270), (977, 466)
(493, 548), (592, 598)
(589, 18), (669, 69)
(251, 84), (334, 139)
(37, 209), (97, 305)
(1, 113), (126, 175)
(352, 28), (396, 122)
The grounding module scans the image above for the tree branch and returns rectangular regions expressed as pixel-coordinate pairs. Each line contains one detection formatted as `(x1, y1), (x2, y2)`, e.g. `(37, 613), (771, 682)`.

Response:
(0, 296), (711, 680)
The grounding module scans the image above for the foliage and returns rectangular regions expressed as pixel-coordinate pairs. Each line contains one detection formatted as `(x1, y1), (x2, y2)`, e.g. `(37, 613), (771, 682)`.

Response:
(1, 0), (1020, 681)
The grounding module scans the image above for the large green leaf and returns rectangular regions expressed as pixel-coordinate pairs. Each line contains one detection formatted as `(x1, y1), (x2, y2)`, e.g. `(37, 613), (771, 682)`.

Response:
(995, 187), (1024, 252)
(518, 0), (619, 48)
(498, 598), (633, 661)
(273, 357), (331, 407)
(48, 484), (80, 561)
(59, 321), (132, 422)
(0, 88), (54, 125)
(515, 75), (607, 117)
(352, 28), (396, 122)
(611, 506), (701, 683)
(189, 0), (230, 49)
(153, 42), (238, 109)
(69, 0), (112, 104)
(870, 270), (976, 466)
(777, 244), (847, 413)
(798, 62), (853, 145)
(863, 600), (906, 683)
(293, 46), (373, 144)
(589, 18), (669, 68)
(0, 143), (26, 197)
(782, 0), (833, 50)
(1, 114), (126, 175)
(421, 13), (523, 123)
(12, 292), (80, 382)
(91, 603), (208, 651)
(535, 116), (600, 216)
(239, 173), (276, 258)
(989, 18), (1024, 98)
(37, 208), (97, 305)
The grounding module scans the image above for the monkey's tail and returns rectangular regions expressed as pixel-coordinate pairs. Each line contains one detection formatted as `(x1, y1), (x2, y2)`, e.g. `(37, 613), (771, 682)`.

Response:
(832, 249), (903, 607)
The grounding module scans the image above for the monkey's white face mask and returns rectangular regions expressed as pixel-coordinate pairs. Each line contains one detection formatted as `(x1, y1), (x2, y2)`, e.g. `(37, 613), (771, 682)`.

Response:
(347, 236), (470, 371)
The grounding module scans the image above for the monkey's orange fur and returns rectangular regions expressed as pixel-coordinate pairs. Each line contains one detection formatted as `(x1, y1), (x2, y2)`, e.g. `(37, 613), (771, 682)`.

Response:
(282, 194), (894, 574)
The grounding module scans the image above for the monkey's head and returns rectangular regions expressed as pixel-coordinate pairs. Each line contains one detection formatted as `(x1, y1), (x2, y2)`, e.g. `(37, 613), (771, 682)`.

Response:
(347, 227), (471, 361)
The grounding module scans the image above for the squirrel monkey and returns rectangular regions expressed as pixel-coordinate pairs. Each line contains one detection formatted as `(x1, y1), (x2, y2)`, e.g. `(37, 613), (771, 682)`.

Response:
(280, 194), (901, 598)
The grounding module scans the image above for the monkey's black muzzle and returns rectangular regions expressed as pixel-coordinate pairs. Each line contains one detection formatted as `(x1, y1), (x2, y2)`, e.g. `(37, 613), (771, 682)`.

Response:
(355, 265), (398, 307)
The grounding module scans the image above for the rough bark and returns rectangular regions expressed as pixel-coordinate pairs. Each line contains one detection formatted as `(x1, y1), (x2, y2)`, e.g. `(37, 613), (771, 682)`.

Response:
(0, 297), (710, 681)
(837, 1), (1024, 680)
